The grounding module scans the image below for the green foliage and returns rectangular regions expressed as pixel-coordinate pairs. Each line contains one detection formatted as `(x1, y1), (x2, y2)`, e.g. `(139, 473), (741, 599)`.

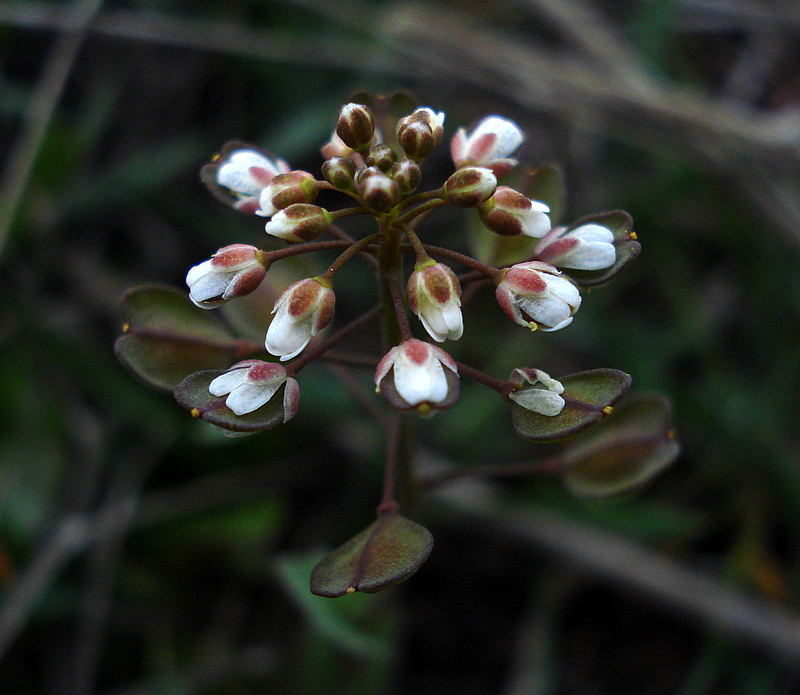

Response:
(310, 513), (434, 598)
(512, 369), (632, 441)
(115, 285), (244, 390)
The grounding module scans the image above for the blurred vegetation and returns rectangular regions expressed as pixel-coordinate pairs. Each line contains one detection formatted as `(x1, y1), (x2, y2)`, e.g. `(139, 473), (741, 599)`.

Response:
(1, 0), (800, 693)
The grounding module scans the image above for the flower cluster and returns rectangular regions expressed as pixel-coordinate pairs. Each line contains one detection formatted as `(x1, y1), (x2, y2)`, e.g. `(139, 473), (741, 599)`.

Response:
(186, 101), (637, 425)
(117, 94), (668, 596)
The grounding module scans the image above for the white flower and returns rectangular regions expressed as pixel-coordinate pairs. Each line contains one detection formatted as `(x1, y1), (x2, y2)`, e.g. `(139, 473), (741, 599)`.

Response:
(508, 368), (565, 417)
(450, 115), (524, 175)
(264, 204), (333, 243)
(209, 360), (299, 420)
(185, 244), (266, 308)
(479, 186), (551, 238)
(408, 262), (463, 342)
(214, 148), (290, 212)
(375, 339), (459, 414)
(265, 277), (335, 361)
(496, 261), (581, 331)
(534, 223), (616, 270)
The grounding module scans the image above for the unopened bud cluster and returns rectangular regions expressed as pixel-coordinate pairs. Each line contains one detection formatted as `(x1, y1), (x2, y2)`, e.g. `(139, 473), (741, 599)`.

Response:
(186, 99), (632, 426)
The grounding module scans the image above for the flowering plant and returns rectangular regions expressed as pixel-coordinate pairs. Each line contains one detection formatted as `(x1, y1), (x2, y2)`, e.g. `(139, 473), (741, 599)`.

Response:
(116, 93), (678, 596)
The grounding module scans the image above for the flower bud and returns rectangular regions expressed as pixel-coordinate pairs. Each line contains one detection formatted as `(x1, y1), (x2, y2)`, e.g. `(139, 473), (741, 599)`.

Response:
(401, 107), (445, 144)
(358, 167), (400, 213)
(375, 339), (459, 415)
(496, 261), (581, 331)
(450, 115), (524, 176)
(264, 204), (333, 243)
(397, 119), (437, 162)
(209, 359), (299, 421)
(408, 261), (463, 342)
(366, 144), (398, 173)
(321, 157), (357, 192)
(508, 368), (565, 417)
(444, 166), (497, 207)
(335, 102), (376, 153)
(534, 223), (616, 270)
(257, 170), (319, 218)
(204, 146), (291, 214)
(390, 159), (422, 194)
(478, 186), (551, 238)
(186, 244), (267, 308)
(265, 277), (335, 361)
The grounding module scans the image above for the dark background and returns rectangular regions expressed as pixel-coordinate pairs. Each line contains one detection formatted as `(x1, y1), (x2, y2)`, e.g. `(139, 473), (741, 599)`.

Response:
(1, 1), (800, 693)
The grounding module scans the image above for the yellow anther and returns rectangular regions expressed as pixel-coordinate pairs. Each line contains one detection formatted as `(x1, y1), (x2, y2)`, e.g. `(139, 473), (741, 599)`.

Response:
(190, 408), (201, 418)
(602, 405), (613, 415)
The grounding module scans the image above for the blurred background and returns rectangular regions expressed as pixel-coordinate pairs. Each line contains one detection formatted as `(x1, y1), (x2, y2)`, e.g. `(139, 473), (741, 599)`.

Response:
(2, 0), (800, 693)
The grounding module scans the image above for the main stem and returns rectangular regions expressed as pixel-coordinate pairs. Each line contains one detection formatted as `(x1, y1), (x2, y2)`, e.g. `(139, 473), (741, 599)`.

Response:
(377, 217), (415, 513)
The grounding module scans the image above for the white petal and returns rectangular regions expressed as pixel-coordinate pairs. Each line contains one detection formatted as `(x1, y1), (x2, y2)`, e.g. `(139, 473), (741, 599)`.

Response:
(265, 315), (313, 361)
(520, 209), (552, 238)
(571, 223), (614, 243)
(509, 389), (565, 416)
(517, 296), (571, 329)
(393, 353), (447, 406)
(420, 309), (449, 343)
(541, 316), (573, 332)
(217, 150), (275, 196)
(186, 260), (213, 286)
(209, 369), (249, 396)
(225, 380), (282, 415)
(188, 273), (231, 305)
(559, 243), (616, 270)
(549, 279), (582, 309)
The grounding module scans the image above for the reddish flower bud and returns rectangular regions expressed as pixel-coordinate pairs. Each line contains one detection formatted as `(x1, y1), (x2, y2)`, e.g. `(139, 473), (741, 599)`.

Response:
(375, 339), (459, 415)
(264, 204), (333, 243)
(397, 120), (436, 162)
(265, 277), (335, 361)
(408, 261), (463, 342)
(444, 167), (497, 207)
(186, 244), (267, 308)
(390, 159), (422, 194)
(321, 157), (357, 192)
(335, 102), (376, 152)
(358, 167), (400, 213)
(478, 186), (551, 237)
(257, 170), (319, 217)
(496, 261), (581, 331)
(366, 144), (398, 173)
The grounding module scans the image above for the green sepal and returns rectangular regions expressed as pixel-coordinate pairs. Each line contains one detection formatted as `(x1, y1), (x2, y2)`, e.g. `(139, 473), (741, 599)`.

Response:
(173, 369), (287, 433)
(310, 513), (434, 598)
(561, 393), (679, 498)
(115, 285), (246, 391)
(562, 210), (640, 287)
(512, 369), (631, 442)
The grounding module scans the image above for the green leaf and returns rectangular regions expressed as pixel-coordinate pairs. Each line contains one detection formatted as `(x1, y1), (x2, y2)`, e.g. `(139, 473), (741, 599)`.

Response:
(115, 285), (244, 391)
(561, 393), (680, 498)
(310, 513), (433, 598)
(173, 369), (288, 433)
(512, 369), (632, 442)
(563, 210), (641, 287)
